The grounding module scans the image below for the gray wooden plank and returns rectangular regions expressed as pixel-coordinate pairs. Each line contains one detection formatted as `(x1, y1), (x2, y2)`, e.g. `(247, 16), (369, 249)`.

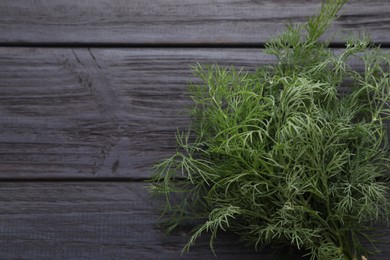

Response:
(0, 0), (389, 45)
(0, 48), (389, 179)
(0, 182), (388, 259)
(0, 182), (275, 260)
(0, 47), (274, 179)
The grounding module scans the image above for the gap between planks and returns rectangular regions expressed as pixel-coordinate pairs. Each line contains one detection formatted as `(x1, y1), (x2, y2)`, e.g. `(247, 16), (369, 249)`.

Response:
(0, 177), (148, 182)
(0, 43), (390, 49)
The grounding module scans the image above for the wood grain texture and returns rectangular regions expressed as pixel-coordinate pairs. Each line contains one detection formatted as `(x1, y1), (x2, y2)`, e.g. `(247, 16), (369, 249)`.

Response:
(0, 182), (276, 260)
(0, 0), (389, 45)
(0, 182), (388, 260)
(0, 47), (274, 179)
(1, 47), (389, 179)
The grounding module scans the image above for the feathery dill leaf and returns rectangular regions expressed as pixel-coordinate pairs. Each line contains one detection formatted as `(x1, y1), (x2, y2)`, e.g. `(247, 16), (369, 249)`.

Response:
(150, 0), (390, 259)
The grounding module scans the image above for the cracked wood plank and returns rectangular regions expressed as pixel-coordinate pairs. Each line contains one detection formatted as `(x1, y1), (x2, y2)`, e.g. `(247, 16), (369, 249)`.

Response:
(0, 47), (389, 179)
(0, 0), (389, 45)
(0, 47), (272, 179)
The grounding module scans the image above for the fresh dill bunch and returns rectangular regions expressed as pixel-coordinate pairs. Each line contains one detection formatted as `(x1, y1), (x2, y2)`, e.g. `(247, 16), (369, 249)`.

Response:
(149, 0), (390, 259)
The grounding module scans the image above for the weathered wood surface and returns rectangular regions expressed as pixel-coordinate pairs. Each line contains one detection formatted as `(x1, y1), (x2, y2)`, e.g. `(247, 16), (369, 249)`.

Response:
(1, 0), (390, 258)
(0, 182), (387, 260)
(0, 48), (273, 179)
(0, 182), (275, 259)
(1, 47), (389, 179)
(0, 0), (389, 45)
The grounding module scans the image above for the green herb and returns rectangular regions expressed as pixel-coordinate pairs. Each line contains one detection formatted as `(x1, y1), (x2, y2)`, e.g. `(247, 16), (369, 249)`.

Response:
(149, 0), (390, 259)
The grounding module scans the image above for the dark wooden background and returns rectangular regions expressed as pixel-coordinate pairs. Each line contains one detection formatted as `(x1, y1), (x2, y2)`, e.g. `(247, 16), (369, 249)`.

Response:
(0, 1), (389, 259)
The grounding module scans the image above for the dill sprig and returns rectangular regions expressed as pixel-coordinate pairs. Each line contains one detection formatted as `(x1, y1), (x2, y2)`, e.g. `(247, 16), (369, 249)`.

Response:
(150, 0), (390, 259)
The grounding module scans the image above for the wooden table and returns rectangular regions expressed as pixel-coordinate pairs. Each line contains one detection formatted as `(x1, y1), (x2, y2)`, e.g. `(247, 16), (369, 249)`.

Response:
(0, 1), (389, 259)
